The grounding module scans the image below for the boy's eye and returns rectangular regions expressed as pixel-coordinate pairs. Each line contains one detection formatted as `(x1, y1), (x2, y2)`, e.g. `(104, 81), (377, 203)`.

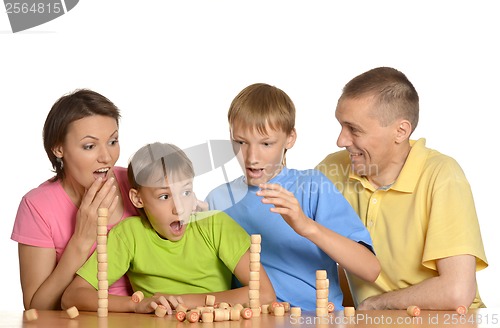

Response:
(183, 190), (192, 197)
(109, 139), (119, 146)
(83, 144), (95, 150)
(159, 194), (170, 200)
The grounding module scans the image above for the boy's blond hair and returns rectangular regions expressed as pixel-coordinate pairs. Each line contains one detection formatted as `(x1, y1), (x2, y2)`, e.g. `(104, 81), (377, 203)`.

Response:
(228, 83), (295, 135)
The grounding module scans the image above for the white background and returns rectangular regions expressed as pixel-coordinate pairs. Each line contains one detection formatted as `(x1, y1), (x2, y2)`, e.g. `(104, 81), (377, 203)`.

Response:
(1, 0), (498, 311)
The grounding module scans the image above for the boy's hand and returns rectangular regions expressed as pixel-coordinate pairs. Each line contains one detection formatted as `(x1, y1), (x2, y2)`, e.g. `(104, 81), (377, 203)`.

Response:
(192, 193), (209, 213)
(134, 295), (185, 314)
(257, 183), (314, 236)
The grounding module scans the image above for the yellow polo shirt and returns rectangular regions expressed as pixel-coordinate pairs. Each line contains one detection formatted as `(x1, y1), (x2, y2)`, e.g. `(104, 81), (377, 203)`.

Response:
(317, 138), (488, 308)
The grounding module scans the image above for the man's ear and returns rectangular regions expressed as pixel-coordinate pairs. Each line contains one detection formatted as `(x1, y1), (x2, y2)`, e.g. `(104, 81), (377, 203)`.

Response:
(129, 188), (144, 208)
(395, 120), (412, 144)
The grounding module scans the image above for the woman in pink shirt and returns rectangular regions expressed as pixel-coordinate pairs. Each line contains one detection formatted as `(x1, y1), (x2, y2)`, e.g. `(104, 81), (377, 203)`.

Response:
(11, 89), (138, 310)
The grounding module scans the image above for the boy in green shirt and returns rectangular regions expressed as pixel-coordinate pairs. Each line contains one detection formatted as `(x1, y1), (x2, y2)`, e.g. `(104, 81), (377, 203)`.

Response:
(62, 142), (275, 314)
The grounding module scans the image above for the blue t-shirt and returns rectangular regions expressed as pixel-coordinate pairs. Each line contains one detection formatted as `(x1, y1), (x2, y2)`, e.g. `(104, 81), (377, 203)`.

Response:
(206, 167), (373, 311)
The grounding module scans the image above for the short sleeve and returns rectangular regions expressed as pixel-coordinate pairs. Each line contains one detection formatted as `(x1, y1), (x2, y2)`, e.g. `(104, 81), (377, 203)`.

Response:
(11, 196), (54, 248)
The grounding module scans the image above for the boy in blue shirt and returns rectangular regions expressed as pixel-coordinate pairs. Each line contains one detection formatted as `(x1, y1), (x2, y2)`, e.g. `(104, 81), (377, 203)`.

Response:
(206, 83), (380, 311)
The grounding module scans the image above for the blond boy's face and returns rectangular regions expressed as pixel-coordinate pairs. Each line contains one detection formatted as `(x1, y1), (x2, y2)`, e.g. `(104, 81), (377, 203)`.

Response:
(230, 123), (296, 186)
(132, 175), (195, 241)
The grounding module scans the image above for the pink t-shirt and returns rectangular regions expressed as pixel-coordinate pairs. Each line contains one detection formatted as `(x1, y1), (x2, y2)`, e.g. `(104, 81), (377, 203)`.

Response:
(11, 166), (138, 296)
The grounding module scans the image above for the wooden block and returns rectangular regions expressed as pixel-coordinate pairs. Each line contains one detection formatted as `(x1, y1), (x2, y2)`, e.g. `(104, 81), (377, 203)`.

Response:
(97, 271), (107, 281)
(344, 306), (355, 317)
(251, 234), (261, 244)
(98, 280), (108, 290)
(316, 298), (328, 308)
(205, 295), (216, 306)
(97, 225), (108, 236)
(201, 311), (214, 323)
(240, 307), (253, 319)
(98, 262), (108, 271)
(249, 280), (259, 290)
(232, 303), (244, 312)
(316, 279), (329, 289)
(249, 299), (260, 308)
(24, 309), (38, 321)
(456, 305), (468, 315)
(131, 291), (144, 303)
(250, 271), (260, 281)
(186, 310), (200, 323)
(316, 270), (327, 280)
(269, 302), (283, 314)
(66, 306), (79, 319)
(261, 303), (270, 314)
(250, 253), (261, 262)
(155, 305), (167, 318)
(230, 308), (241, 321)
(98, 208), (109, 217)
(175, 311), (186, 322)
(251, 307), (261, 317)
(214, 309), (225, 322)
(98, 299), (108, 308)
(406, 305), (420, 317)
(316, 288), (329, 299)
(97, 307), (108, 318)
(316, 307), (328, 316)
(250, 262), (260, 271)
(273, 306), (285, 316)
(250, 244), (261, 253)
(97, 236), (107, 245)
(97, 253), (108, 263)
(248, 289), (259, 300)
(98, 289), (108, 299)
(290, 307), (301, 317)
(97, 216), (108, 226)
(281, 302), (290, 312)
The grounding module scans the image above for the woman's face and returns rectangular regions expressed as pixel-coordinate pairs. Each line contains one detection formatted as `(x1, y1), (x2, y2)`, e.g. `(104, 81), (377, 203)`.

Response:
(54, 115), (120, 190)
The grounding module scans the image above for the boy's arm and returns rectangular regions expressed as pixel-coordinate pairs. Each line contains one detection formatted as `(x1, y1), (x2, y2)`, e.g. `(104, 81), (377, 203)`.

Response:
(61, 275), (182, 314)
(61, 275), (180, 314)
(61, 275), (135, 312)
(258, 183), (380, 282)
(154, 251), (276, 308)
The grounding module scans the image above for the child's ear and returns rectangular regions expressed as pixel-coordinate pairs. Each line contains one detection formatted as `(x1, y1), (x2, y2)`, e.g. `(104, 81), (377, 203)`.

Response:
(286, 128), (297, 150)
(129, 188), (144, 208)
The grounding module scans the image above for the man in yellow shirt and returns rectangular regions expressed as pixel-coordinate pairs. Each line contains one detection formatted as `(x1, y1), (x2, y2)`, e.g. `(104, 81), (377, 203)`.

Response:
(317, 67), (487, 310)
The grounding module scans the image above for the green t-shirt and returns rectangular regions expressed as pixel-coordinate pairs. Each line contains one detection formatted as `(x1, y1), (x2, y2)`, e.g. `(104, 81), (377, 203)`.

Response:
(77, 210), (250, 297)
